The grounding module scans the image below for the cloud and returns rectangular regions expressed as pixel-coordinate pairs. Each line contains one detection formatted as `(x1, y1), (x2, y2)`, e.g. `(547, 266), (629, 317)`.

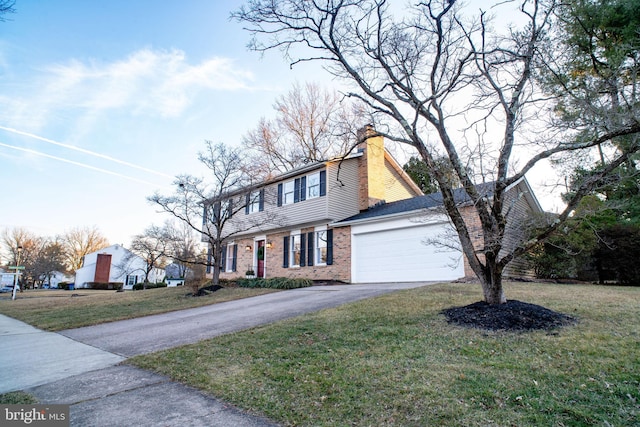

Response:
(0, 49), (257, 129)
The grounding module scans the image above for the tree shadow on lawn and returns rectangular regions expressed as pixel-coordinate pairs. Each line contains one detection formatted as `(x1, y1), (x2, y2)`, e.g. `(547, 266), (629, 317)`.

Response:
(441, 300), (577, 332)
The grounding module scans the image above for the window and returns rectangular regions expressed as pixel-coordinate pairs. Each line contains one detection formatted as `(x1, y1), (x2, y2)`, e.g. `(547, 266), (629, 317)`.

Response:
(245, 190), (263, 214)
(290, 234), (301, 267)
(126, 275), (138, 287)
(315, 230), (328, 265)
(225, 244), (237, 272)
(307, 173), (320, 199)
(277, 170), (326, 207)
(283, 181), (295, 205)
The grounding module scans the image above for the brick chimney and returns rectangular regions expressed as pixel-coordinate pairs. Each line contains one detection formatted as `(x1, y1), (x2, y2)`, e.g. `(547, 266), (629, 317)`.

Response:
(357, 125), (386, 211)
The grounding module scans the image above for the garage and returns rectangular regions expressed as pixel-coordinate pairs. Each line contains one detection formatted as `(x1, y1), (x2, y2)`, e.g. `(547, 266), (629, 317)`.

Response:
(351, 216), (464, 283)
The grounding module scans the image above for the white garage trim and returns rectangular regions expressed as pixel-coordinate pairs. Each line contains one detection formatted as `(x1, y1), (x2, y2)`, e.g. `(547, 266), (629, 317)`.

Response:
(351, 215), (464, 283)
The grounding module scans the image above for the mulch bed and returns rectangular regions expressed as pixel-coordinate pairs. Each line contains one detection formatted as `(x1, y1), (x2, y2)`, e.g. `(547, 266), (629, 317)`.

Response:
(441, 300), (577, 332)
(195, 284), (223, 296)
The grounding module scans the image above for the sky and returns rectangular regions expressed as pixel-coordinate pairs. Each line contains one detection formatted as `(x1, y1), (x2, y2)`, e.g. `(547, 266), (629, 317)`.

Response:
(0, 0), (562, 247)
(0, 0), (337, 245)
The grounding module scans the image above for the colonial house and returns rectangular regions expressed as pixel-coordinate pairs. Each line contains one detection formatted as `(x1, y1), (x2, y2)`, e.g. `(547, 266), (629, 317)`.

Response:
(75, 244), (165, 290)
(207, 127), (543, 284)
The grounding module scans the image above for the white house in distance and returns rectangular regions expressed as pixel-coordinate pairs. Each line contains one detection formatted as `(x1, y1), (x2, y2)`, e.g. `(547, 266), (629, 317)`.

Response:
(75, 244), (165, 290)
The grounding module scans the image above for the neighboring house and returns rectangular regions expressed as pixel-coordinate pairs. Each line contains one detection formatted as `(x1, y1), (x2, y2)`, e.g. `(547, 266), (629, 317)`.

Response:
(40, 271), (74, 288)
(75, 244), (165, 290)
(207, 126), (542, 284)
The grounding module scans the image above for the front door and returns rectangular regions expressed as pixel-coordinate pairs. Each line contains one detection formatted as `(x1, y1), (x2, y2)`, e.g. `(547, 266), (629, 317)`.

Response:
(256, 240), (266, 278)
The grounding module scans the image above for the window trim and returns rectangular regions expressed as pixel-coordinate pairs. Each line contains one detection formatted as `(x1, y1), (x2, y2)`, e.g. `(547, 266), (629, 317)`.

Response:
(289, 230), (301, 268)
(314, 226), (328, 266)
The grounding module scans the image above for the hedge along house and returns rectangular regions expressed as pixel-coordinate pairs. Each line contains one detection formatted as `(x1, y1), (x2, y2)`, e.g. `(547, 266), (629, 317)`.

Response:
(206, 126), (424, 282)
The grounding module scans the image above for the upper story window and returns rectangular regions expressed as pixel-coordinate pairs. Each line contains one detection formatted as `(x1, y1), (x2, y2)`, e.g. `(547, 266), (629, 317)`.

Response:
(245, 190), (264, 214)
(283, 181), (295, 205)
(307, 173), (320, 199)
(277, 170), (326, 207)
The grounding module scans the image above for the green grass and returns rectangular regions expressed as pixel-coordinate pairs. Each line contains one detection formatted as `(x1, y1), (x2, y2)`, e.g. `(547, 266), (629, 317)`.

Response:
(0, 391), (38, 404)
(0, 286), (278, 331)
(130, 282), (640, 426)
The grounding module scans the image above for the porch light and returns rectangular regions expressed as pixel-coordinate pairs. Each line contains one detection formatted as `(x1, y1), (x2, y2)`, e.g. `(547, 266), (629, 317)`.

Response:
(266, 241), (273, 249)
(245, 245), (252, 252)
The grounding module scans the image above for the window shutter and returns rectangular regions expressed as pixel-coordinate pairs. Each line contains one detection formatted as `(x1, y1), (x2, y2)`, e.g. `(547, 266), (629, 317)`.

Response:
(206, 247), (212, 273)
(245, 194), (250, 214)
(294, 178), (300, 203)
(283, 236), (289, 268)
(326, 229), (333, 265)
(307, 232), (314, 266)
(277, 184), (283, 206)
(220, 245), (227, 272)
(227, 199), (233, 218)
(300, 233), (306, 267)
(300, 176), (306, 201)
(320, 170), (327, 196)
(259, 189), (265, 211)
(232, 244), (238, 272)
(202, 206), (208, 226)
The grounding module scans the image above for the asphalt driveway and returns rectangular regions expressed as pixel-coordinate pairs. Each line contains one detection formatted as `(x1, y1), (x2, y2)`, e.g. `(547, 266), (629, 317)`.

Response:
(59, 282), (433, 357)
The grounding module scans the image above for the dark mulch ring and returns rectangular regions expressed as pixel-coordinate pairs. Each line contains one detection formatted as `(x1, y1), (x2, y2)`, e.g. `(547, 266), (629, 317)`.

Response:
(441, 300), (577, 332)
(195, 284), (223, 297)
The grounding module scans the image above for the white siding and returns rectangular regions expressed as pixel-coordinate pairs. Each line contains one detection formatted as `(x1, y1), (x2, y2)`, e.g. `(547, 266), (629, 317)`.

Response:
(351, 216), (464, 283)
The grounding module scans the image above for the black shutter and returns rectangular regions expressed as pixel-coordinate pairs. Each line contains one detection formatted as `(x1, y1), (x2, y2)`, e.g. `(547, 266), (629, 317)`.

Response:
(320, 170), (327, 196)
(326, 229), (333, 265)
(206, 247), (212, 273)
(294, 178), (300, 203)
(227, 199), (233, 218)
(300, 233), (306, 267)
(300, 176), (306, 201)
(232, 245), (238, 272)
(259, 189), (265, 211)
(277, 183), (283, 206)
(307, 232), (314, 266)
(245, 194), (250, 214)
(221, 245), (227, 272)
(283, 236), (289, 268)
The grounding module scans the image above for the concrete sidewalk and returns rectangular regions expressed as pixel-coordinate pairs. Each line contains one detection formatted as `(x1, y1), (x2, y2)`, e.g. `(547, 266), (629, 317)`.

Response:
(2, 282), (434, 426)
(0, 315), (124, 393)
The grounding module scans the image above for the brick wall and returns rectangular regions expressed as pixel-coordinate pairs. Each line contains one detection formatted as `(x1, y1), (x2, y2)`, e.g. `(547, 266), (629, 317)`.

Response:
(220, 226), (352, 283)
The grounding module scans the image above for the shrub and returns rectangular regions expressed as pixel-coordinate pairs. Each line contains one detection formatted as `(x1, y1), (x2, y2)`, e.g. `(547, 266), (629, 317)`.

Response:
(236, 277), (313, 289)
(86, 282), (123, 291)
(594, 223), (640, 285)
(132, 282), (166, 290)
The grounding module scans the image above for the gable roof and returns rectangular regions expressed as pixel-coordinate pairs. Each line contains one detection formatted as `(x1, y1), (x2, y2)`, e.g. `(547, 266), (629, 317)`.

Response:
(332, 179), (542, 226)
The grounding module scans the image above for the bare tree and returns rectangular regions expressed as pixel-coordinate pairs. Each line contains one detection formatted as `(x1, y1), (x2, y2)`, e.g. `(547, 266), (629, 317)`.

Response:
(126, 225), (170, 288)
(0, 0), (15, 22)
(150, 141), (283, 285)
(1, 227), (45, 290)
(162, 220), (204, 279)
(59, 226), (110, 272)
(234, 0), (640, 304)
(31, 240), (66, 288)
(243, 81), (364, 176)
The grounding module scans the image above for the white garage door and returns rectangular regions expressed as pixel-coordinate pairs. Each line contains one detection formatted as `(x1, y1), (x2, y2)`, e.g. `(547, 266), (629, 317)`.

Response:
(352, 222), (464, 283)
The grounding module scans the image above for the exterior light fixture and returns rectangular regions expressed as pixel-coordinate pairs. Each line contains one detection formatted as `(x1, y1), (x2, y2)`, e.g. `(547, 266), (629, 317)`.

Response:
(245, 245), (252, 252)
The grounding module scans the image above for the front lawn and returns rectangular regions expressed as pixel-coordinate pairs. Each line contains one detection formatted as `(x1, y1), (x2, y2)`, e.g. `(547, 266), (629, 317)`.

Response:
(0, 286), (278, 331)
(130, 282), (640, 426)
